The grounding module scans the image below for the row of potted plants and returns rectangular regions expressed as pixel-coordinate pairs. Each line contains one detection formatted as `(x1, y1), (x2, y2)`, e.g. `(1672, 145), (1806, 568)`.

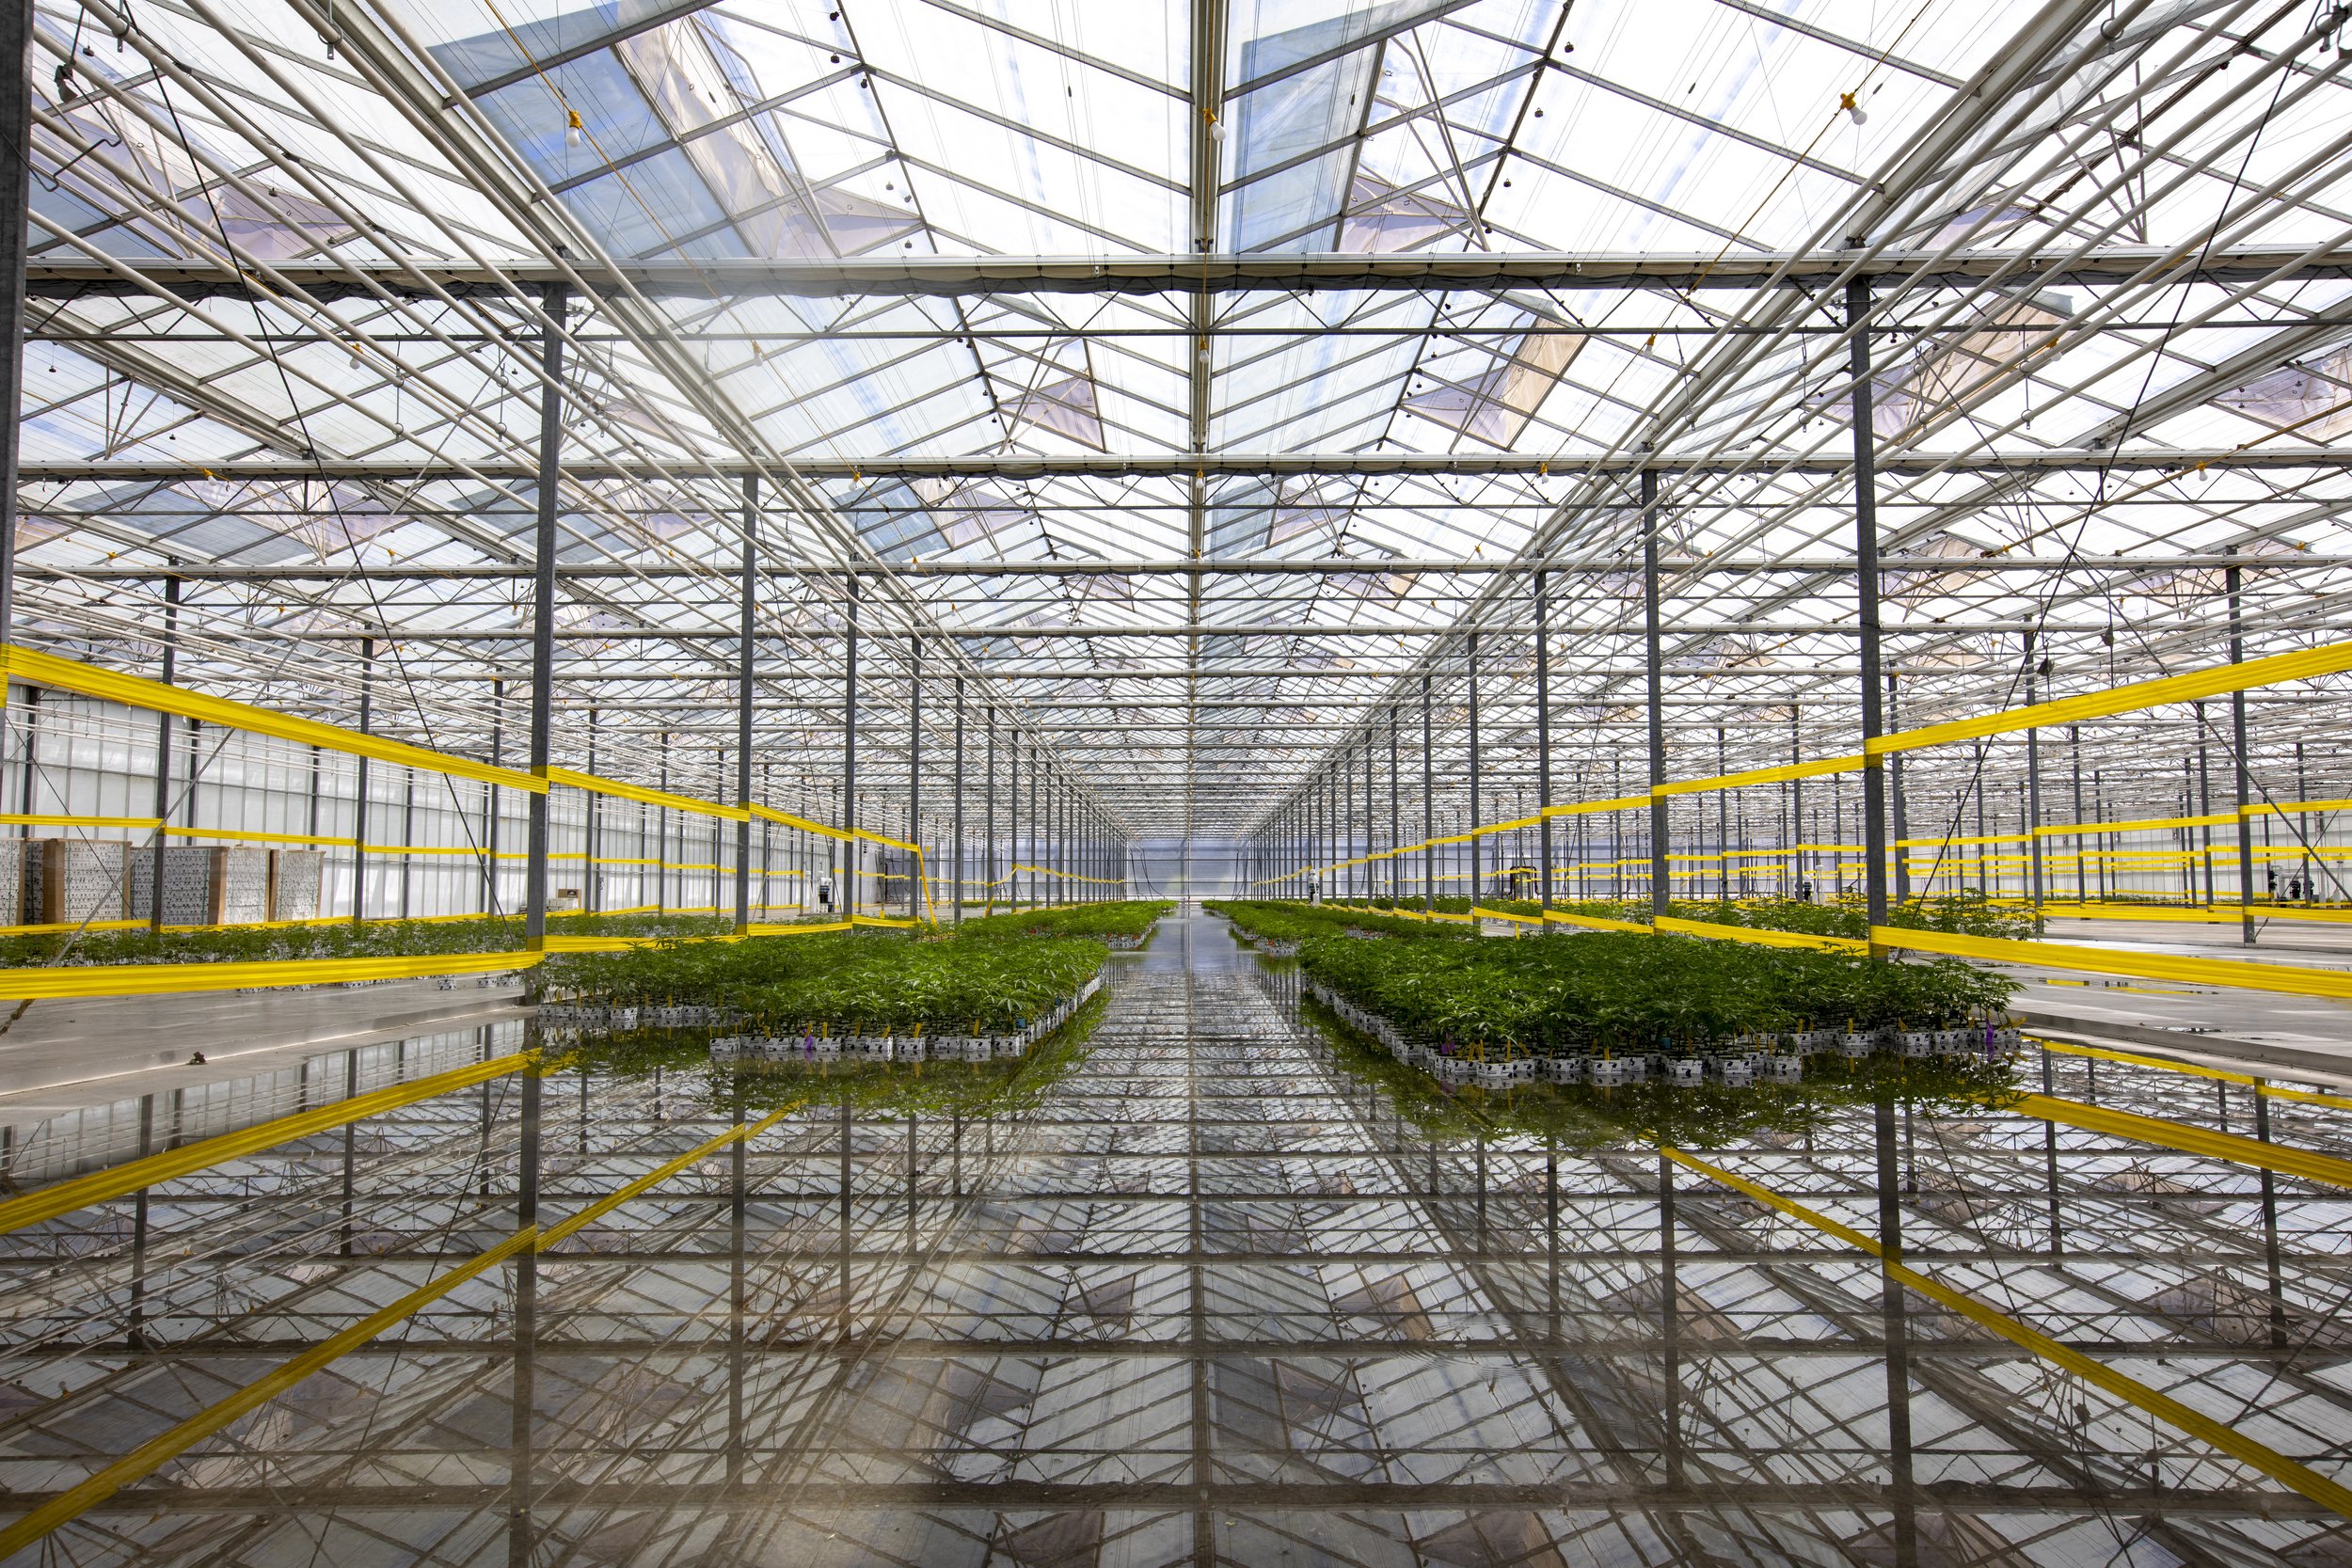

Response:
(535, 928), (1111, 1042)
(950, 900), (1171, 945)
(1311, 891), (2039, 941)
(1306, 985), (2022, 1149)
(1290, 927), (2015, 1059)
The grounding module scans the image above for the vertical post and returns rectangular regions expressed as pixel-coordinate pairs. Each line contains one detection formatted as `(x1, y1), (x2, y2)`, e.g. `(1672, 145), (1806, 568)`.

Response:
(952, 676), (964, 927)
(985, 707), (996, 910)
(1641, 469), (1668, 918)
(1421, 674), (1434, 911)
(353, 637), (374, 924)
(2196, 705), (2214, 908)
(1715, 725), (1730, 900)
(844, 575), (859, 920)
(485, 681), (504, 916)
(2231, 548), (2256, 943)
(2070, 726), (2087, 902)
(147, 570), (181, 930)
(1887, 675), (1907, 905)
(1847, 277), (1889, 939)
(523, 283), (568, 950)
(1467, 635), (1481, 910)
(1009, 736), (1023, 908)
(655, 733), (669, 913)
(908, 641), (924, 917)
(1788, 709), (1802, 899)
(734, 478), (757, 933)
(0, 0), (31, 651)
(2025, 633), (2044, 911)
(1535, 570), (1553, 911)
(1388, 714), (1401, 905)
(582, 712), (598, 914)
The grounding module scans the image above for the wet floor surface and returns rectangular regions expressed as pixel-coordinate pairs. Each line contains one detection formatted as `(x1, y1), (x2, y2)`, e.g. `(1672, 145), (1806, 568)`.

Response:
(2, 911), (2350, 1564)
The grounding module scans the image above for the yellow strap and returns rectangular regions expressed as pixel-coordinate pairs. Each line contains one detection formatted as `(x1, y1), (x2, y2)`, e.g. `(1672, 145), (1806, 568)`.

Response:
(1539, 795), (1649, 818)
(1, 643), (541, 793)
(1541, 908), (1653, 934)
(541, 766), (749, 821)
(1868, 638), (2352, 757)
(1653, 915), (1868, 953)
(1872, 925), (2352, 1000)
(1660, 1147), (2352, 1520)
(0, 948), (535, 1000)
(1655, 752), (1867, 798)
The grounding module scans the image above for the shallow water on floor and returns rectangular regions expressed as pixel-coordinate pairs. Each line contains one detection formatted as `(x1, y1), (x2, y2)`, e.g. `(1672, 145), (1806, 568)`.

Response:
(1, 910), (2348, 1566)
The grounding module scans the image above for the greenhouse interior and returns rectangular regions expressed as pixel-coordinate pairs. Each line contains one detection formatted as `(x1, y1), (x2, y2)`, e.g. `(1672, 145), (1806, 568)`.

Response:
(3, 0), (2352, 1563)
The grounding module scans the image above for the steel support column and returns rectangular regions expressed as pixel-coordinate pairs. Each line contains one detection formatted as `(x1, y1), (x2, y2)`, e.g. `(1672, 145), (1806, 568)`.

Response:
(733, 478), (756, 933)
(844, 577), (860, 921)
(522, 284), (567, 950)
(1849, 277), (1890, 935)
(145, 570), (180, 931)
(1422, 675), (1434, 911)
(1642, 470), (1668, 917)
(1467, 635), (1482, 908)
(354, 637), (374, 925)
(0, 0), (30, 651)
(952, 676), (964, 927)
(909, 641), (923, 918)
(1535, 570), (1553, 911)
(2232, 549), (2257, 943)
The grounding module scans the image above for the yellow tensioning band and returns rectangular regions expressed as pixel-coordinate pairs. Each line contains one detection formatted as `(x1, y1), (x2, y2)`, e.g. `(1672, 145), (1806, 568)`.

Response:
(0, 948), (534, 1000)
(1, 644), (541, 793)
(1653, 915), (1867, 953)
(1867, 637), (2352, 758)
(1660, 1147), (2352, 1520)
(1872, 926), (2352, 1000)
(540, 766), (748, 821)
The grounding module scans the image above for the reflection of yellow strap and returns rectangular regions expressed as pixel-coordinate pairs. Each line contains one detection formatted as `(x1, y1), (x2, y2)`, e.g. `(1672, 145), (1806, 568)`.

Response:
(1873, 925), (2352, 1000)
(0, 1051), (535, 1236)
(1661, 1145), (2352, 1519)
(2024, 1092), (2352, 1190)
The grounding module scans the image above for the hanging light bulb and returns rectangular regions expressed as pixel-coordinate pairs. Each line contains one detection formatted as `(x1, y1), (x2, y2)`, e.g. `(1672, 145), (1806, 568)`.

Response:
(1841, 90), (1867, 126)
(565, 108), (584, 148)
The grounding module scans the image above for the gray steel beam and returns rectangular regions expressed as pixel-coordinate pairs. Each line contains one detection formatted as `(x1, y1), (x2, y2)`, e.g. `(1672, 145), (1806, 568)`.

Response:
(16, 551), (2352, 582)
(22, 445), (2352, 481)
(24, 244), (2349, 298)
